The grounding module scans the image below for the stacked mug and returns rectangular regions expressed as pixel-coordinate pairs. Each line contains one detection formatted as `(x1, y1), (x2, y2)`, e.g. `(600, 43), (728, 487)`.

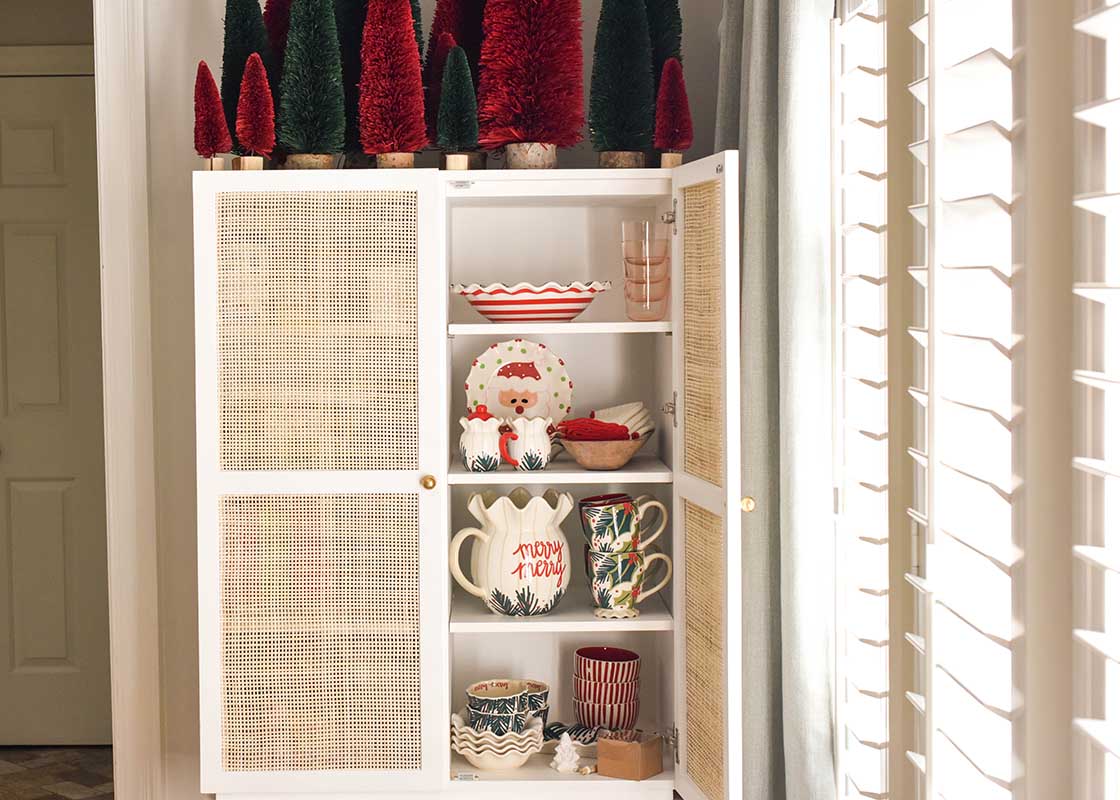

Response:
(572, 646), (640, 730)
(579, 493), (673, 619)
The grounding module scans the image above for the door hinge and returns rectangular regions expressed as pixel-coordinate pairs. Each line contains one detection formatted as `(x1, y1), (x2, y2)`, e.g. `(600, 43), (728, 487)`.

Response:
(662, 198), (678, 235)
(661, 391), (678, 428)
(667, 727), (680, 764)
(450, 180), (474, 190)
(833, 486), (841, 515)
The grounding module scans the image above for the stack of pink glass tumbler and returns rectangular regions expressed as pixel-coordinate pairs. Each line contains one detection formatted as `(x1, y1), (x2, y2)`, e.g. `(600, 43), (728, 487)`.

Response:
(622, 220), (670, 322)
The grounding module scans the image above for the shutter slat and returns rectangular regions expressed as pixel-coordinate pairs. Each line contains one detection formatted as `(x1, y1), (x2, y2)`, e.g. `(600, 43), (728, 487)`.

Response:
(908, 77), (929, 106)
(1074, 3), (1120, 39)
(1074, 719), (1120, 759)
(1074, 96), (1120, 128)
(908, 751), (927, 773)
(910, 138), (930, 165)
(1074, 191), (1120, 216)
(1073, 456), (1120, 480)
(910, 13), (929, 44)
(1074, 629), (1120, 662)
(907, 691), (927, 714)
(905, 632), (927, 655)
(1073, 545), (1120, 573)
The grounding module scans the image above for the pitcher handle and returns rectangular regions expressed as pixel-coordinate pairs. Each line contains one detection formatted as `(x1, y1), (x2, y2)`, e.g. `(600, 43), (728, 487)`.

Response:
(635, 499), (669, 550)
(498, 432), (520, 467)
(449, 527), (489, 599)
(637, 553), (673, 603)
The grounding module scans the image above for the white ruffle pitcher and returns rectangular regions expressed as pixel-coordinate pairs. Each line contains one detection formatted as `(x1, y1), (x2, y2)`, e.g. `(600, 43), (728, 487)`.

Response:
(450, 488), (573, 616)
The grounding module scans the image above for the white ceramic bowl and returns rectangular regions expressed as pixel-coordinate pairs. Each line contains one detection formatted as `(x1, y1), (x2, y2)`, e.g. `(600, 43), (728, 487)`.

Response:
(452, 281), (612, 323)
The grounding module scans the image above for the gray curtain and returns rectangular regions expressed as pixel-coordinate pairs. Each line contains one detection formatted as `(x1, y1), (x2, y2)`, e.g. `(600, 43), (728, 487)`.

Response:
(715, 1), (836, 799)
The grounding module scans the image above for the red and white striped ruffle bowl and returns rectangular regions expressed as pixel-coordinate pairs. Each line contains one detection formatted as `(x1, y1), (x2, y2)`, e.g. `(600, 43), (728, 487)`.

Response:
(573, 646), (640, 683)
(573, 699), (639, 731)
(452, 281), (612, 323)
(573, 675), (640, 704)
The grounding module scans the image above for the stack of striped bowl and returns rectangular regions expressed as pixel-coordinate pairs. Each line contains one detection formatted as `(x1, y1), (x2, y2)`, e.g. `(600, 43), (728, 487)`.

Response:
(572, 646), (640, 730)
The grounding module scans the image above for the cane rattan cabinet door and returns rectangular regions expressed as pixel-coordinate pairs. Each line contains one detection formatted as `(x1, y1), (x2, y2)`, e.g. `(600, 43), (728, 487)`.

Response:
(193, 172), (445, 794)
(671, 152), (744, 800)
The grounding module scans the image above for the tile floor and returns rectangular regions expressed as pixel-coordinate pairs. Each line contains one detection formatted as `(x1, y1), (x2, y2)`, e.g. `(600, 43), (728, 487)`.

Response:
(0, 748), (112, 800)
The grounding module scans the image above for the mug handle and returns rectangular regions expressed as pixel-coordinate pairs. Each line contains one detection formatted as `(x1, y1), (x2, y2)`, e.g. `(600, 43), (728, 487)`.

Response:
(498, 432), (520, 467)
(636, 553), (673, 603)
(449, 527), (489, 599)
(635, 499), (668, 550)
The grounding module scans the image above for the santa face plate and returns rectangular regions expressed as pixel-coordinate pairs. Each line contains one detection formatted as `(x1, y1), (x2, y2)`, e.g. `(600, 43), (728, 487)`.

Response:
(465, 339), (573, 421)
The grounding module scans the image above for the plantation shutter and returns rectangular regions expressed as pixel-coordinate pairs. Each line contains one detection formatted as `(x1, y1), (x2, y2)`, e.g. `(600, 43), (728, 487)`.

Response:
(833, 4), (892, 798)
(923, 1), (1021, 798)
(1073, 0), (1120, 796)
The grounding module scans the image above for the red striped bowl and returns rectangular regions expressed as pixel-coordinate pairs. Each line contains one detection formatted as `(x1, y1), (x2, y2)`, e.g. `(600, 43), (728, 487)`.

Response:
(452, 281), (612, 323)
(573, 675), (640, 704)
(573, 646), (641, 682)
(573, 699), (639, 731)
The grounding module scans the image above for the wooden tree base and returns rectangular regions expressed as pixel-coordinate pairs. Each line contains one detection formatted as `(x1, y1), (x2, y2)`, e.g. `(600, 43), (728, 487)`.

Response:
(284, 153), (337, 170)
(233, 156), (265, 171)
(376, 152), (415, 168)
(199, 156), (226, 171)
(442, 153), (471, 170)
(660, 152), (684, 168)
(599, 151), (645, 169)
(505, 142), (557, 169)
(343, 153), (377, 169)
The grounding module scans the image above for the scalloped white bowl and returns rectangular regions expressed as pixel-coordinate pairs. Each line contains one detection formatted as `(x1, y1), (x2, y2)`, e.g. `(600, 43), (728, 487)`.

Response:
(452, 281), (612, 323)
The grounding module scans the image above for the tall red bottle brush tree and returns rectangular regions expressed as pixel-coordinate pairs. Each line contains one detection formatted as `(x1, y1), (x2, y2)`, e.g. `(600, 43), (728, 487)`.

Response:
(653, 57), (692, 165)
(236, 53), (277, 160)
(477, 0), (584, 151)
(359, 0), (428, 163)
(424, 32), (458, 138)
(194, 61), (233, 164)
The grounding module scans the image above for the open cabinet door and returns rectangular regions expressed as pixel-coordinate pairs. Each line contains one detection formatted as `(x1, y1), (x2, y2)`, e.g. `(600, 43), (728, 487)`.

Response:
(193, 169), (447, 796)
(671, 151), (743, 800)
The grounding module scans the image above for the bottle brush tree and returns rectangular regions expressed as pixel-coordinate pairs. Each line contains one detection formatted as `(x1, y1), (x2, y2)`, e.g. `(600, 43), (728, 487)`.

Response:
(653, 58), (692, 153)
(590, 0), (654, 153)
(221, 0), (272, 151)
(334, 0), (368, 154)
(195, 61), (233, 158)
(236, 53), (277, 157)
(264, 0), (294, 60)
(425, 31), (459, 139)
(359, 0), (428, 156)
(645, 0), (681, 99)
(425, 0), (486, 88)
(477, 0), (584, 150)
(437, 45), (479, 153)
(409, 0), (424, 57)
(278, 0), (346, 155)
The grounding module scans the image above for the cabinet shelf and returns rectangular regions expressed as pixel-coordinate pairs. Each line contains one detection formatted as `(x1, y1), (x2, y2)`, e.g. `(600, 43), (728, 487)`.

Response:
(448, 753), (675, 792)
(450, 584), (672, 634)
(449, 322), (673, 337)
(447, 454), (673, 485)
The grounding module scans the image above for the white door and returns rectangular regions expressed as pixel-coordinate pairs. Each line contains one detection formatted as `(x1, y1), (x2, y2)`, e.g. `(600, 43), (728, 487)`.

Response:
(0, 73), (110, 744)
(194, 170), (447, 794)
(671, 151), (743, 800)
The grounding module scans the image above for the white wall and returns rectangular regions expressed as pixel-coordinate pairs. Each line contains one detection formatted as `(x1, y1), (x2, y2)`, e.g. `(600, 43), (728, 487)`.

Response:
(143, 2), (723, 796)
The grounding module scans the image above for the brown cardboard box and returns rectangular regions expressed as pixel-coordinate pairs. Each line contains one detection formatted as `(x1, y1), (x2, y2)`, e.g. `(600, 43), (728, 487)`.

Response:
(597, 731), (664, 781)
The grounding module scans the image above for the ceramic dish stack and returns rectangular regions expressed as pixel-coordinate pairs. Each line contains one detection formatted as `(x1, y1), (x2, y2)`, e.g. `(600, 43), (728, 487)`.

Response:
(572, 646), (640, 731)
(464, 679), (551, 733)
(451, 709), (544, 771)
(452, 281), (612, 323)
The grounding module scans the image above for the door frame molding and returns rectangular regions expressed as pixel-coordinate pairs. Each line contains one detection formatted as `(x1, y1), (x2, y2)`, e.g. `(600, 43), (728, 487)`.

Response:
(90, 1), (165, 797)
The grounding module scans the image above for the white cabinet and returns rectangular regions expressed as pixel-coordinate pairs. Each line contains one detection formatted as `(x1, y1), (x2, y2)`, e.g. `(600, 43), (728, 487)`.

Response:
(193, 152), (742, 800)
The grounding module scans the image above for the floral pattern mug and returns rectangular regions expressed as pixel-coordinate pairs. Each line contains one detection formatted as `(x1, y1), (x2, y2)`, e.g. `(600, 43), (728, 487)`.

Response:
(586, 549), (673, 619)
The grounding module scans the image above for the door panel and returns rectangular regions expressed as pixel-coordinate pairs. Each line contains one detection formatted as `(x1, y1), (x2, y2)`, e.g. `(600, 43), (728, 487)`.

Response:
(195, 171), (445, 794)
(0, 75), (109, 744)
(672, 151), (742, 800)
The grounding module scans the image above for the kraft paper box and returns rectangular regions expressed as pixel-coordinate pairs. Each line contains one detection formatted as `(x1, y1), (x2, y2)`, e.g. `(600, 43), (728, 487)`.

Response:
(597, 731), (663, 781)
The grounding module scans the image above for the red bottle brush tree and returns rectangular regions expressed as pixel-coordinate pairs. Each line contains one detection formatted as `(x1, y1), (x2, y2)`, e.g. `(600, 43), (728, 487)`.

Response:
(425, 0), (486, 87)
(653, 58), (692, 154)
(221, 0), (271, 150)
(194, 61), (233, 159)
(263, 0), (293, 62)
(425, 31), (458, 138)
(359, 0), (428, 160)
(236, 53), (276, 157)
(477, 0), (584, 150)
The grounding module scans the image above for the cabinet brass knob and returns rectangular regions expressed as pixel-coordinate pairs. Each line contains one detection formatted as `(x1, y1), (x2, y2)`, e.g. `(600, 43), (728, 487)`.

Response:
(420, 475), (437, 491)
(741, 496), (757, 513)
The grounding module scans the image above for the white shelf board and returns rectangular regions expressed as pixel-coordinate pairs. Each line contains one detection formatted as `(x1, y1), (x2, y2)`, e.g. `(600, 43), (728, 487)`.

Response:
(449, 321), (673, 336)
(443, 170), (672, 205)
(450, 583), (673, 634)
(448, 752), (675, 793)
(448, 454), (673, 485)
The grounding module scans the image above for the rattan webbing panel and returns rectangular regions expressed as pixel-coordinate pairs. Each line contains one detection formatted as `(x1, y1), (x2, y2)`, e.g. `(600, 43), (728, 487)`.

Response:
(682, 180), (725, 488)
(220, 494), (421, 772)
(684, 500), (725, 800)
(216, 191), (418, 470)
